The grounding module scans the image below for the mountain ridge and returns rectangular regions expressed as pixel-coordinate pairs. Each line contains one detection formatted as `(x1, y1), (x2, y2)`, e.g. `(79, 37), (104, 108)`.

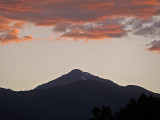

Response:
(0, 69), (160, 120)
(35, 69), (117, 90)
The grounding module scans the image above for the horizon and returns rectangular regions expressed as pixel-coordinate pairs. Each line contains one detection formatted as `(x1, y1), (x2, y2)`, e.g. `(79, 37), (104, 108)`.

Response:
(0, 0), (160, 93)
(0, 68), (159, 94)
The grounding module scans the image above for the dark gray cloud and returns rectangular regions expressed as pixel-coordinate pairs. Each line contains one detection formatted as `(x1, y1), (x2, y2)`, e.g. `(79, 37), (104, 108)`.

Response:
(134, 20), (160, 37)
(53, 18), (127, 40)
(147, 40), (160, 52)
(120, 16), (160, 38)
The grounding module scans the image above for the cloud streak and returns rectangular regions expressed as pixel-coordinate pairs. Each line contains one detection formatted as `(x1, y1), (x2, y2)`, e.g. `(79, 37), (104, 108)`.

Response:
(147, 40), (160, 54)
(1, 0), (159, 23)
(0, 17), (33, 44)
(54, 19), (127, 40)
(0, 29), (33, 44)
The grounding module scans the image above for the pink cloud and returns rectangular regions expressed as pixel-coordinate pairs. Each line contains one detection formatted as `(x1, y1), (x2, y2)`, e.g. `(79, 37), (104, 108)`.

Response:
(0, 0), (160, 43)
(0, 29), (33, 44)
(0, 16), (33, 44)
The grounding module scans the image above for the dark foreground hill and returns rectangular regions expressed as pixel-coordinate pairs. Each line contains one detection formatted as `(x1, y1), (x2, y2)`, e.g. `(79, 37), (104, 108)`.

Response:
(0, 69), (159, 120)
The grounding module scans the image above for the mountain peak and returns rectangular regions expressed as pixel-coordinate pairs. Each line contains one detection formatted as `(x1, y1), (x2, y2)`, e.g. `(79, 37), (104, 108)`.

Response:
(69, 69), (83, 74)
(35, 69), (114, 90)
(68, 69), (92, 77)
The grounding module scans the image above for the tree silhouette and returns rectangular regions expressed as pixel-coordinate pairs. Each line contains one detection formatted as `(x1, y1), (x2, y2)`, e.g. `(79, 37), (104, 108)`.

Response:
(90, 106), (113, 120)
(90, 94), (160, 120)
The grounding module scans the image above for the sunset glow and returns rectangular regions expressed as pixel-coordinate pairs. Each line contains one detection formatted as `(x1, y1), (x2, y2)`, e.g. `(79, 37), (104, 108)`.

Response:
(0, 0), (160, 92)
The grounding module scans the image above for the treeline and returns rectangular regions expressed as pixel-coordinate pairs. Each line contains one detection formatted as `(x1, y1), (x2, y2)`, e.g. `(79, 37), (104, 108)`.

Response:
(90, 94), (160, 120)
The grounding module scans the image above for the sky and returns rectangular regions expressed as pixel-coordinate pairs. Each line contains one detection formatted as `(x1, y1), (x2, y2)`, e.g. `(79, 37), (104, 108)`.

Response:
(0, 0), (160, 93)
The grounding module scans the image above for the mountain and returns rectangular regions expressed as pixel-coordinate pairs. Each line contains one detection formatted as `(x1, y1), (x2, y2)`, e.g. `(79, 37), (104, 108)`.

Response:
(35, 69), (116, 90)
(0, 69), (159, 120)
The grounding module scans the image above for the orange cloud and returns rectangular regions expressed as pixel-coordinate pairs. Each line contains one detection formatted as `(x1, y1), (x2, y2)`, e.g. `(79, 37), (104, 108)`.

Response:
(0, 0), (40, 13)
(0, 0), (159, 25)
(132, 0), (160, 5)
(0, 16), (33, 44)
(54, 22), (126, 40)
(81, 2), (114, 10)
(0, 0), (160, 43)
(0, 29), (33, 45)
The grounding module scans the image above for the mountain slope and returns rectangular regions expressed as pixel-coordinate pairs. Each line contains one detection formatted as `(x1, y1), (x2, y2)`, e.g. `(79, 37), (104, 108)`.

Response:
(35, 69), (117, 90)
(0, 69), (159, 120)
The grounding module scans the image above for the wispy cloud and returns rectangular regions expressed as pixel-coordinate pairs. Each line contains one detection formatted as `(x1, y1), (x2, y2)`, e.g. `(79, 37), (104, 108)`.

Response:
(53, 19), (127, 40)
(147, 40), (160, 54)
(133, 17), (160, 37)
(0, 17), (33, 44)
(0, 29), (33, 45)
